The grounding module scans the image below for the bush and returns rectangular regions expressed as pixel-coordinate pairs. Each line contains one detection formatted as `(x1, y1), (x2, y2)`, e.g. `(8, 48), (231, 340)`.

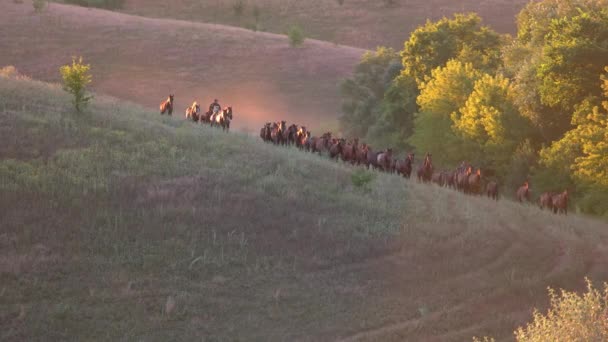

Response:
(233, 0), (245, 17)
(63, 0), (125, 9)
(287, 25), (305, 47)
(351, 169), (375, 192)
(514, 279), (608, 341)
(33, 0), (46, 12)
(60, 57), (93, 113)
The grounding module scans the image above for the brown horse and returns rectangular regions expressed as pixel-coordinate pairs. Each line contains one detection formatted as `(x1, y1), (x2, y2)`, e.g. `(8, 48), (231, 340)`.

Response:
(260, 123), (272, 142)
(283, 124), (298, 145)
(313, 132), (332, 153)
(366, 148), (381, 170)
(456, 167), (472, 192)
(377, 148), (393, 172)
(516, 182), (530, 203)
(341, 138), (358, 163)
(210, 106), (232, 131)
(394, 154), (413, 179)
(417, 153), (433, 183)
(160, 94), (174, 115)
(329, 138), (345, 159)
(296, 126), (308, 148)
(539, 191), (555, 210)
(552, 190), (569, 215)
(486, 181), (498, 201)
(431, 171), (443, 186)
(467, 169), (482, 194)
(357, 144), (369, 166)
(185, 101), (201, 122)
(271, 121), (286, 145)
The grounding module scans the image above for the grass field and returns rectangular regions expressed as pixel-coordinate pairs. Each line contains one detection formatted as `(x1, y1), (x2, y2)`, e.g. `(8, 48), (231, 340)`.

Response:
(2, 74), (608, 341)
(120, 0), (529, 49)
(1, 1), (364, 133)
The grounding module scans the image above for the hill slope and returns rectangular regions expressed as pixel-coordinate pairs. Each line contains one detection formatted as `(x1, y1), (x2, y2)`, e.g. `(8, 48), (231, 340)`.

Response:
(2, 76), (608, 341)
(0, 2), (364, 132)
(121, 0), (529, 49)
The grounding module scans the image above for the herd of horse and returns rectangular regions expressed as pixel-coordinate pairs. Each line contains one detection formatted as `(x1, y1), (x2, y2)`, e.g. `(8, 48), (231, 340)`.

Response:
(259, 120), (570, 215)
(160, 95), (233, 131)
(160, 94), (570, 215)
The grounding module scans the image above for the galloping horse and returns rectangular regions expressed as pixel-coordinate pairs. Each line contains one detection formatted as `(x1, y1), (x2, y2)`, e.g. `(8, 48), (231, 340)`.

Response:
(185, 101), (201, 122)
(160, 94), (174, 115)
(210, 107), (233, 131)
(417, 153), (433, 183)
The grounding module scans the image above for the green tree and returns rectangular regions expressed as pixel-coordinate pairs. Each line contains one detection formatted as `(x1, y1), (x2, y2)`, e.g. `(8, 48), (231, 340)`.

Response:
(60, 57), (93, 112)
(400, 13), (503, 85)
(287, 25), (305, 47)
(339, 47), (400, 139)
(409, 60), (482, 165)
(454, 74), (534, 175)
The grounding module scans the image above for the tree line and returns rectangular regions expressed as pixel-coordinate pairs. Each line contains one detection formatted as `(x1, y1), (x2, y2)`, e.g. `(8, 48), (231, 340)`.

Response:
(340, 0), (608, 218)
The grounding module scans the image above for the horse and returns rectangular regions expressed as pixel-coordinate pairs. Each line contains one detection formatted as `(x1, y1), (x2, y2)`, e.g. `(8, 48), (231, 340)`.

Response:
(552, 190), (569, 215)
(271, 121), (286, 145)
(357, 144), (369, 166)
(456, 167), (472, 192)
(185, 101), (201, 122)
(366, 148), (381, 170)
(160, 94), (174, 115)
(467, 169), (482, 195)
(516, 181), (530, 203)
(377, 148), (393, 172)
(282, 124), (298, 145)
(211, 106), (232, 131)
(329, 138), (344, 159)
(296, 126), (308, 148)
(395, 154), (414, 178)
(416, 153), (433, 183)
(313, 132), (332, 153)
(486, 181), (498, 201)
(260, 123), (272, 142)
(539, 191), (555, 210)
(431, 171), (444, 186)
(341, 138), (358, 163)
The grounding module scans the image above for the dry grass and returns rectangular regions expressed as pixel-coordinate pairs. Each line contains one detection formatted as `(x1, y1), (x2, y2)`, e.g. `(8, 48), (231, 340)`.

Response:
(120, 0), (529, 49)
(0, 1), (365, 133)
(2, 74), (608, 341)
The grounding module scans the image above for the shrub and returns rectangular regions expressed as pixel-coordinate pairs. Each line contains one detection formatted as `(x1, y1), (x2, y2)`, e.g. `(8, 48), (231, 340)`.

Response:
(63, 0), (125, 10)
(351, 169), (374, 192)
(336, 0), (345, 5)
(33, 0), (46, 12)
(233, 0), (245, 17)
(287, 25), (305, 47)
(60, 57), (93, 113)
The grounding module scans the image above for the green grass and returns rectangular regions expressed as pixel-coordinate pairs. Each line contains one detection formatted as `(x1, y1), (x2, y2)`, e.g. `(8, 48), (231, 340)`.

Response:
(1, 75), (608, 341)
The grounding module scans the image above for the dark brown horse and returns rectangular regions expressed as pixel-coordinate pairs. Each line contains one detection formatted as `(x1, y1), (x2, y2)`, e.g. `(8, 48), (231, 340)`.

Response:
(486, 181), (498, 201)
(260, 123), (272, 142)
(357, 144), (369, 166)
(516, 181), (530, 203)
(296, 126), (308, 148)
(341, 138), (358, 163)
(283, 124), (298, 145)
(395, 154), (414, 179)
(329, 138), (345, 159)
(366, 148), (381, 170)
(456, 167), (472, 192)
(467, 169), (482, 194)
(552, 190), (569, 215)
(539, 191), (555, 210)
(417, 153), (433, 183)
(271, 121), (286, 145)
(313, 132), (332, 153)
(160, 94), (174, 115)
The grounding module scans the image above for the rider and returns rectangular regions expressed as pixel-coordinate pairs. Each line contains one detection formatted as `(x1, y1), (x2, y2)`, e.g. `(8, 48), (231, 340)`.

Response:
(208, 99), (221, 115)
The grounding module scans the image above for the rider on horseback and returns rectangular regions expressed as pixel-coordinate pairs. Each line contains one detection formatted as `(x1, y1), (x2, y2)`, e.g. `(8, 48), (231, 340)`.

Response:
(208, 99), (221, 115)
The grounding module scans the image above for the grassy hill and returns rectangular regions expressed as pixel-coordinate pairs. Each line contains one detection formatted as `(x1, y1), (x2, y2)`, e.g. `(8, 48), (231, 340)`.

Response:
(0, 1), (364, 133)
(2, 74), (608, 341)
(120, 0), (529, 49)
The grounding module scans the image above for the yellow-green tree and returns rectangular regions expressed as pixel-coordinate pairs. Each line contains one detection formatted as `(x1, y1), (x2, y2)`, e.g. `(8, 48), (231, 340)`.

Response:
(60, 57), (92, 112)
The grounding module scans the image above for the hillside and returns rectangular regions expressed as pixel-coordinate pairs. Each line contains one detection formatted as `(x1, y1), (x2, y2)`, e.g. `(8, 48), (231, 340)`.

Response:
(2, 75), (608, 341)
(121, 0), (529, 49)
(0, 1), (364, 132)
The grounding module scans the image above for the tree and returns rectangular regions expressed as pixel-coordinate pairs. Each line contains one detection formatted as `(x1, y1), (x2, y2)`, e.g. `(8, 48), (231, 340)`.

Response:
(339, 47), (400, 139)
(409, 60), (482, 165)
(454, 74), (534, 175)
(287, 25), (305, 47)
(60, 57), (92, 113)
(400, 13), (503, 86)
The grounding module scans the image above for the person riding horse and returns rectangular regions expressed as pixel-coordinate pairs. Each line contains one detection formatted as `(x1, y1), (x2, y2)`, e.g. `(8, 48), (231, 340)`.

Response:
(208, 99), (222, 115)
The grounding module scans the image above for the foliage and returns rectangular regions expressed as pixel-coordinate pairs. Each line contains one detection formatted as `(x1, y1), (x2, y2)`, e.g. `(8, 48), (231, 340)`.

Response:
(287, 25), (305, 47)
(351, 169), (375, 191)
(33, 0), (46, 12)
(514, 279), (608, 342)
(410, 60), (482, 165)
(64, 0), (125, 9)
(59, 57), (93, 113)
(400, 13), (503, 85)
(232, 0), (245, 17)
(339, 47), (401, 139)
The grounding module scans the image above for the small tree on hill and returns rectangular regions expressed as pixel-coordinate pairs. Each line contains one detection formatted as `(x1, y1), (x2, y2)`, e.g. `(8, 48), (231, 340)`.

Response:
(288, 25), (305, 47)
(33, 0), (46, 12)
(60, 57), (93, 112)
